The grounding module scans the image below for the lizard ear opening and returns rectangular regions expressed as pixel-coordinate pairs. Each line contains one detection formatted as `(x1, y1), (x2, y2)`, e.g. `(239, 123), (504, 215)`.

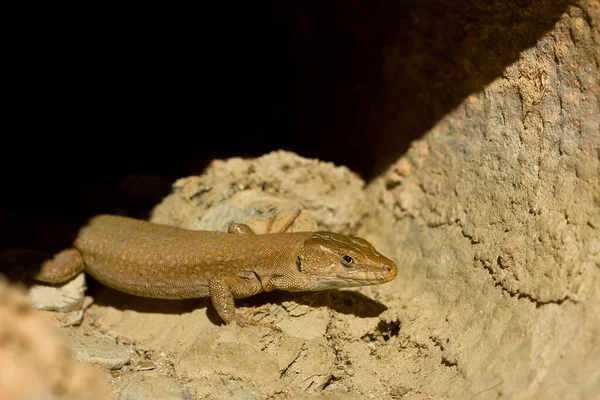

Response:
(296, 256), (303, 272)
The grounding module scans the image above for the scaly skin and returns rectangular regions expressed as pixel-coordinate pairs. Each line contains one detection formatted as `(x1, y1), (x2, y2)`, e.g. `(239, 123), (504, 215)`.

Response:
(35, 214), (398, 326)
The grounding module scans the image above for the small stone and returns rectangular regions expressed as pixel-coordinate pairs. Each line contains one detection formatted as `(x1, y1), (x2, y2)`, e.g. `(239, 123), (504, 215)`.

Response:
(68, 334), (130, 370)
(117, 373), (192, 400)
(135, 360), (158, 371)
(112, 370), (125, 379)
(187, 378), (260, 400)
(332, 368), (345, 379)
(106, 331), (118, 339)
(54, 309), (85, 327)
(27, 273), (86, 312)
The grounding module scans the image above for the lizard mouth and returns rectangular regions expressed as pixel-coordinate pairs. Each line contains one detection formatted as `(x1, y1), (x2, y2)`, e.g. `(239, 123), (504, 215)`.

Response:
(313, 269), (397, 289)
(355, 269), (397, 285)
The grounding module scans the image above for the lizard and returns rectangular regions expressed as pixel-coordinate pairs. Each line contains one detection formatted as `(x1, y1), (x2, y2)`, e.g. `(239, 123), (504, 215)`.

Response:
(32, 211), (398, 327)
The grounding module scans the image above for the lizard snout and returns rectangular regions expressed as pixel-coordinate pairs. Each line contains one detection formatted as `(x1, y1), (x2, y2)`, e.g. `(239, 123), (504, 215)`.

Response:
(378, 256), (398, 282)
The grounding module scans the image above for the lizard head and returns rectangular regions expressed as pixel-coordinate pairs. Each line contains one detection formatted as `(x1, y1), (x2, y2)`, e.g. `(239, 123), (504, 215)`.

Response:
(296, 232), (397, 290)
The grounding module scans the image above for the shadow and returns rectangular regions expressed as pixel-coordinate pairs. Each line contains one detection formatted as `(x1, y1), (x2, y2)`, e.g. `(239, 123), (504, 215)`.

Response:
(3, 1), (569, 201)
(176, 0), (570, 179)
(244, 289), (389, 319)
(87, 282), (388, 325)
(1, 0), (569, 272)
(91, 285), (211, 316)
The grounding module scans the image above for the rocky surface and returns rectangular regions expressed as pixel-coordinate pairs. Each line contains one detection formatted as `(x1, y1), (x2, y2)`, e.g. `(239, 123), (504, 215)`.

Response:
(3, 140), (598, 398)
(1, 1), (598, 398)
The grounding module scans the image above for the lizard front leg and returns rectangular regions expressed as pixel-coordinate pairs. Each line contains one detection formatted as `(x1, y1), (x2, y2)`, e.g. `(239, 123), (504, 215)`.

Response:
(208, 272), (277, 328)
(213, 209), (301, 329)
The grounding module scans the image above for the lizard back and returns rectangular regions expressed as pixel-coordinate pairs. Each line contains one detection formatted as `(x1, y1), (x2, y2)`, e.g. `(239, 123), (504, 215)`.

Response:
(74, 215), (312, 299)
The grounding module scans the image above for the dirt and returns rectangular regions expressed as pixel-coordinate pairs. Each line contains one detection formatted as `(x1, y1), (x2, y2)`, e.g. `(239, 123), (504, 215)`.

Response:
(1, 1), (599, 399)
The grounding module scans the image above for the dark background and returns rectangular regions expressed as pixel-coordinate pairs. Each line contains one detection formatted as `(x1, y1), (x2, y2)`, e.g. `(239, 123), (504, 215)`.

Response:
(1, 1), (567, 250)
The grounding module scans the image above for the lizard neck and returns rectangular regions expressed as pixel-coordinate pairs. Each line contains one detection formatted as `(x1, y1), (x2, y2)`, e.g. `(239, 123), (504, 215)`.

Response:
(252, 232), (313, 292)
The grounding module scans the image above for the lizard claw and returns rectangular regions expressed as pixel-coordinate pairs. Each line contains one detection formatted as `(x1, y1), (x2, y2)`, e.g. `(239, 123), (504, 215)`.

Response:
(234, 306), (282, 331)
(235, 318), (282, 331)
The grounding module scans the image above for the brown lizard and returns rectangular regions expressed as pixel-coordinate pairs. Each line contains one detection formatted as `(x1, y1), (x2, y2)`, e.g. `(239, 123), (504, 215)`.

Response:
(32, 213), (397, 327)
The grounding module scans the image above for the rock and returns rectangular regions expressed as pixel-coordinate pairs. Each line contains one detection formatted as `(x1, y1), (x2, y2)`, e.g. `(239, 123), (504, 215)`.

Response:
(117, 372), (192, 400)
(66, 332), (131, 370)
(26, 273), (87, 312)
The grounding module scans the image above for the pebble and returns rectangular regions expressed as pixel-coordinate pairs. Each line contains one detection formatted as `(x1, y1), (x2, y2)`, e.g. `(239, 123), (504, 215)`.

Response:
(117, 373), (192, 400)
(68, 334), (130, 370)
(26, 273), (86, 312)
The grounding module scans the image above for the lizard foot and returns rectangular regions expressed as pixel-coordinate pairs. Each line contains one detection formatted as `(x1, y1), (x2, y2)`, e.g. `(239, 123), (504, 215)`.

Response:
(235, 307), (281, 331)
(235, 318), (282, 331)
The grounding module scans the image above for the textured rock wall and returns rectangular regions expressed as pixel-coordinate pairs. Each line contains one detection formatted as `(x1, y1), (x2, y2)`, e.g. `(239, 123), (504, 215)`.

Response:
(365, 1), (600, 397)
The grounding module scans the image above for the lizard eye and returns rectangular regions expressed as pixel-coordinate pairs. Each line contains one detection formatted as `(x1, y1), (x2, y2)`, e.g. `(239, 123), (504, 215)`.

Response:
(341, 255), (354, 267)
